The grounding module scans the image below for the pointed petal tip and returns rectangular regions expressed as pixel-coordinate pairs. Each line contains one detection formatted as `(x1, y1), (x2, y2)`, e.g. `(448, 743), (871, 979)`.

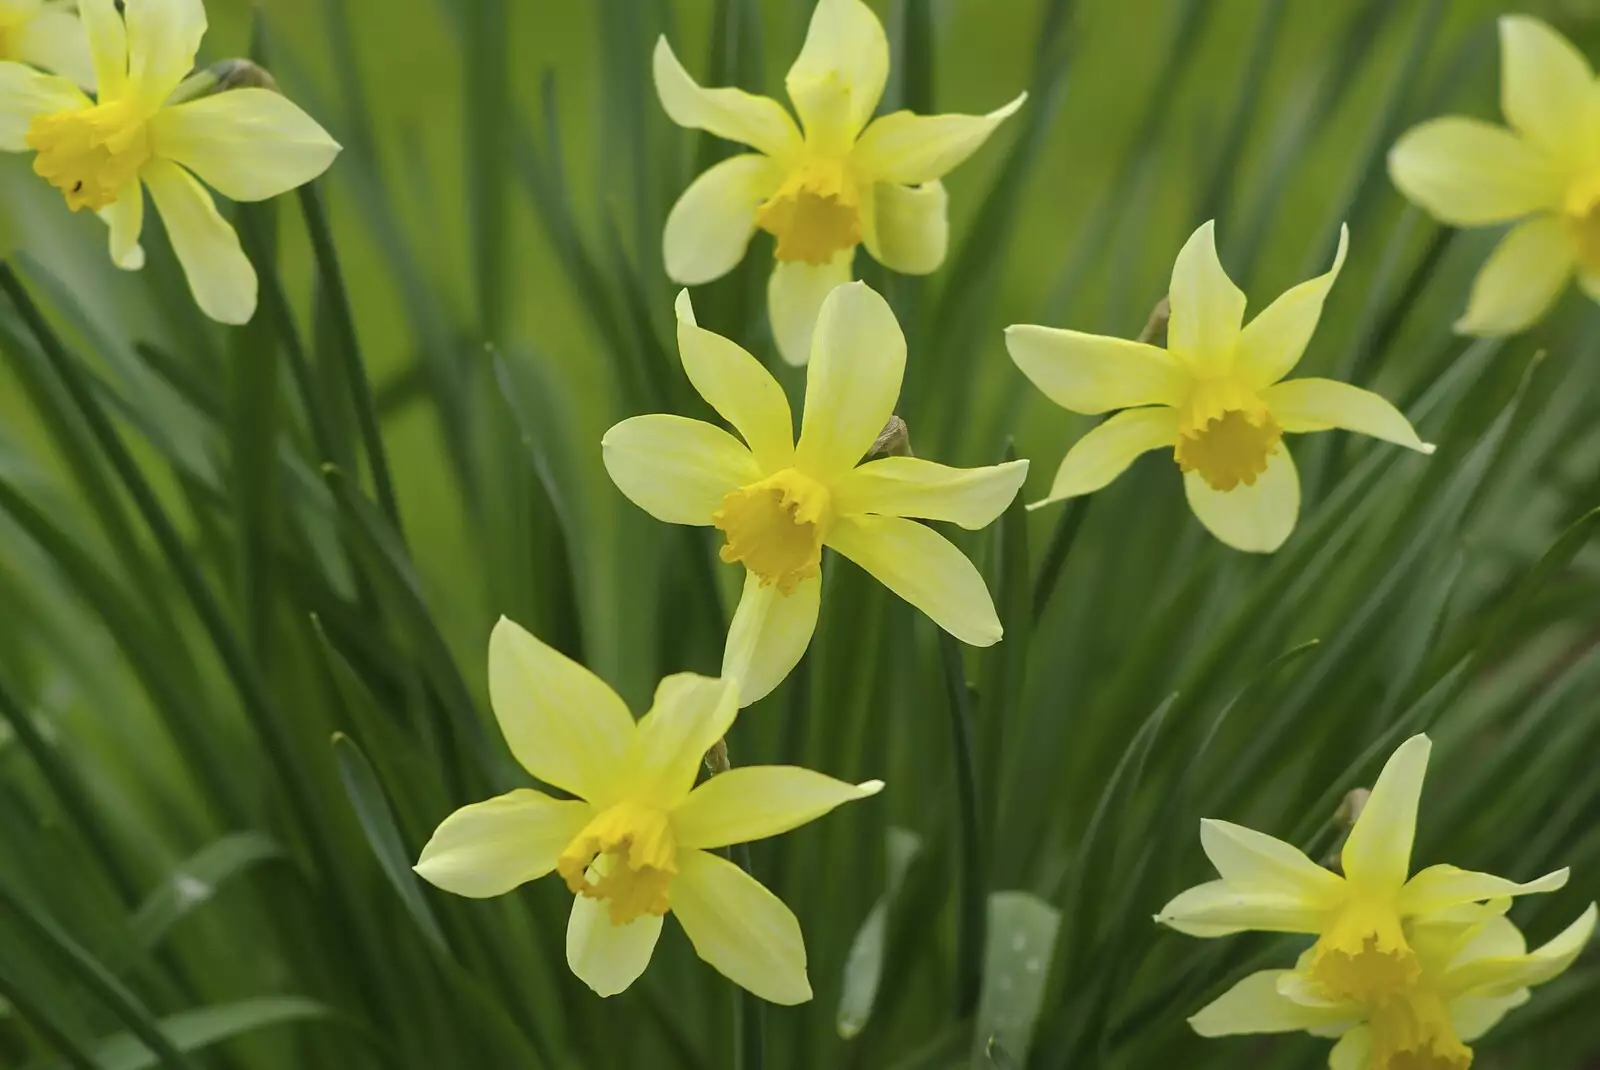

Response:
(857, 779), (886, 796)
(674, 288), (696, 324)
(1418, 442), (1438, 456)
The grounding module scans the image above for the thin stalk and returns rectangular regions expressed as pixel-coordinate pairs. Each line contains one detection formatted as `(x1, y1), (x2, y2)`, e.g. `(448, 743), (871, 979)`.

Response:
(732, 840), (767, 1070)
(938, 631), (985, 1019)
(1031, 497), (1091, 622)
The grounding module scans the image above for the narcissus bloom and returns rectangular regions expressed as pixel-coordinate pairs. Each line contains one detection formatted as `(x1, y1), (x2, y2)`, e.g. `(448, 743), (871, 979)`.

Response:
(0, 0), (93, 87)
(415, 618), (882, 1003)
(0, 0), (340, 323)
(654, 0), (1023, 365)
(603, 283), (1027, 707)
(1158, 735), (1571, 1012)
(1006, 221), (1433, 553)
(1390, 16), (1600, 335)
(1189, 902), (1596, 1069)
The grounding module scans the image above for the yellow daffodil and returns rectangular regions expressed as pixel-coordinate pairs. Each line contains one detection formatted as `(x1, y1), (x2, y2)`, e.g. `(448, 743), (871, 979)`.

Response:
(0, 0), (340, 323)
(603, 282), (1027, 707)
(1006, 221), (1434, 553)
(1390, 16), (1600, 336)
(1189, 901), (1596, 1069)
(0, 0), (92, 87)
(1157, 735), (1571, 1012)
(415, 617), (883, 1003)
(654, 0), (1024, 365)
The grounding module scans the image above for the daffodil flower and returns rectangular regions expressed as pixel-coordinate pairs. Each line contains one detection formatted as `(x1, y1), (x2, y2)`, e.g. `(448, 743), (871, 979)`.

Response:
(603, 283), (1027, 707)
(415, 618), (883, 1003)
(1156, 735), (1571, 1012)
(0, 0), (340, 324)
(0, 0), (93, 87)
(1390, 16), (1600, 336)
(1006, 221), (1434, 553)
(654, 0), (1024, 365)
(1188, 901), (1597, 1069)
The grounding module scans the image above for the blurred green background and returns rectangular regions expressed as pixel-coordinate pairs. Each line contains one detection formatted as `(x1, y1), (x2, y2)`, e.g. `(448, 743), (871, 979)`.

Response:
(1, 0), (1598, 1067)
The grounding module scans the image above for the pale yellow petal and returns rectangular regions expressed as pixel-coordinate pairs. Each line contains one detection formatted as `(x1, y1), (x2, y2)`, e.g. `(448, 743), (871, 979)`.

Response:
(126, 0), (205, 107)
(1388, 118), (1565, 225)
(834, 457), (1028, 529)
(768, 249), (855, 367)
(721, 569), (822, 708)
(150, 88), (341, 202)
(0, 62), (88, 151)
(1155, 880), (1332, 937)
(1444, 903), (1596, 999)
(785, 0), (888, 147)
(672, 767), (883, 849)
(98, 180), (144, 269)
(1188, 971), (1359, 1037)
(1263, 378), (1433, 453)
(826, 513), (1001, 647)
(1167, 220), (1246, 377)
(670, 848), (812, 1004)
(1235, 225), (1348, 388)
(1034, 407), (1180, 506)
(1450, 991), (1529, 1043)
(75, 0), (125, 99)
(16, 8), (95, 89)
(1580, 271), (1600, 303)
(862, 180), (947, 275)
(487, 616), (636, 806)
(663, 154), (784, 285)
(630, 673), (739, 809)
(1183, 445), (1299, 553)
(653, 36), (801, 159)
(601, 414), (761, 526)
(1199, 820), (1348, 902)
(852, 93), (1026, 185)
(1397, 864), (1568, 918)
(1455, 214), (1576, 336)
(413, 790), (593, 899)
(1499, 15), (1595, 167)
(1329, 1028), (1373, 1070)
(141, 157), (256, 325)
(1004, 324), (1190, 414)
(566, 871), (664, 997)
(674, 290), (794, 471)
(795, 281), (904, 475)
(1340, 733), (1429, 895)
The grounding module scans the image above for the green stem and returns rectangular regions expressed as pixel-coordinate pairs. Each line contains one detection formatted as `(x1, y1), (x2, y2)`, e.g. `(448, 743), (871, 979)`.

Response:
(938, 631), (985, 1019)
(1031, 497), (1091, 622)
(732, 841), (766, 1070)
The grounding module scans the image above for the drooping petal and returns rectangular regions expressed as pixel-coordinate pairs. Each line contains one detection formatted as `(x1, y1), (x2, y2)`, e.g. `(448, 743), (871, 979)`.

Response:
(1263, 378), (1433, 453)
(1455, 215), (1576, 336)
(784, 0), (889, 149)
(1004, 324), (1190, 414)
(1443, 903), (1597, 999)
(487, 616), (636, 806)
(630, 674), (740, 809)
(1499, 15), (1595, 169)
(125, 0), (205, 107)
(794, 281), (904, 475)
(1188, 971), (1360, 1037)
(98, 180), (144, 269)
(1580, 272), (1600, 303)
(1328, 1028), (1373, 1070)
(722, 570), (822, 708)
(662, 154), (785, 285)
(413, 790), (594, 899)
(1155, 880), (1333, 937)
(1199, 820), (1349, 903)
(1167, 220), (1247, 377)
(652, 36), (801, 159)
(75, 0), (125, 99)
(149, 88), (341, 202)
(768, 249), (855, 367)
(670, 848), (812, 1005)
(1235, 225), (1348, 388)
(1388, 118), (1566, 225)
(1034, 407), (1180, 506)
(1397, 864), (1569, 918)
(673, 767), (882, 849)
(1340, 734), (1430, 895)
(0, 62), (88, 151)
(1450, 991), (1530, 1042)
(141, 157), (256, 325)
(826, 513), (1001, 647)
(16, 8), (95, 89)
(674, 290), (794, 471)
(1183, 445), (1299, 554)
(851, 93), (1027, 185)
(602, 414), (761, 526)
(834, 457), (1029, 529)
(566, 881), (664, 997)
(862, 180), (947, 275)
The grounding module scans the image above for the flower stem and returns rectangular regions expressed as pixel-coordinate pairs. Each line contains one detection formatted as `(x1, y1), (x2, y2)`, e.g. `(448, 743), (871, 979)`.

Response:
(732, 840), (766, 1070)
(939, 631), (985, 1019)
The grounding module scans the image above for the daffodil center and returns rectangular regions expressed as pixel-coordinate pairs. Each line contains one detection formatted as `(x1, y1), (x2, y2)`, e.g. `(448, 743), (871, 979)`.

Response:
(26, 102), (151, 213)
(756, 156), (861, 264)
(1173, 379), (1283, 492)
(1306, 899), (1421, 1005)
(1563, 173), (1600, 273)
(714, 467), (831, 594)
(556, 801), (678, 926)
(1369, 989), (1473, 1070)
